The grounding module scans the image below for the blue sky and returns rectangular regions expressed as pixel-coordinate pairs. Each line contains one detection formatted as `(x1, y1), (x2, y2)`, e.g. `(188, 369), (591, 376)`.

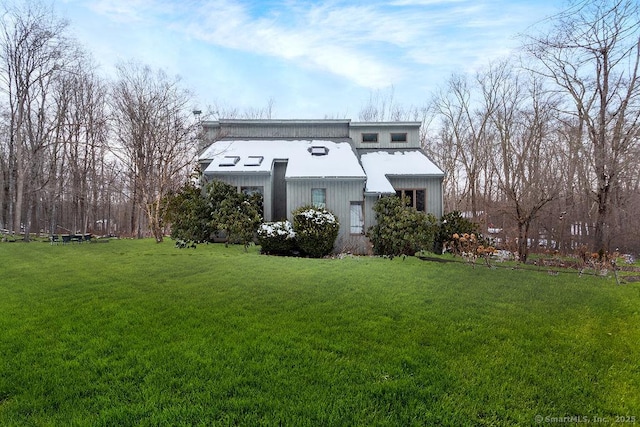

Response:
(57, 0), (562, 119)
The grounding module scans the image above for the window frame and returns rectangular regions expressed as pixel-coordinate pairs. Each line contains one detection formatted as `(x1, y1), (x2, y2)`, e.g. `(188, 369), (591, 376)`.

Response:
(390, 133), (408, 143)
(311, 188), (326, 209)
(395, 188), (426, 212)
(361, 133), (379, 143)
(240, 186), (264, 197)
(243, 156), (264, 166)
(219, 156), (240, 166)
(241, 186), (264, 217)
(350, 201), (364, 235)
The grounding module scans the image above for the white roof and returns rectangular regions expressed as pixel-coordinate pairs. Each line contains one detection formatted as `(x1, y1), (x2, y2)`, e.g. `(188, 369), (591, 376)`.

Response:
(360, 150), (444, 194)
(200, 140), (366, 179)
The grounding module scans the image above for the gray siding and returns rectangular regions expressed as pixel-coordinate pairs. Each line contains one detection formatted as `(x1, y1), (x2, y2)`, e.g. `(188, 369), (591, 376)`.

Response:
(364, 176), (443, 235)
(204, 120), (350, 140)
(388, 176), (444, 218)
(364, 194), (380, 233)
(350, 122), (422, 149)
(286, 178), (367, 252)
(198, 119), (445, 254)
(205, 173), (272, 220)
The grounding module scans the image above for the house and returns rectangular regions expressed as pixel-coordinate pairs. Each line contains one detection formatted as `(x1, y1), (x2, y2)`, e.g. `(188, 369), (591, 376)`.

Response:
(198, 119), (444, 254)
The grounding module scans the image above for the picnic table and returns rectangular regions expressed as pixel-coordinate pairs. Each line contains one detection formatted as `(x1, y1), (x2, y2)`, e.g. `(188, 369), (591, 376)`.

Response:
(51, 234), (92, 244)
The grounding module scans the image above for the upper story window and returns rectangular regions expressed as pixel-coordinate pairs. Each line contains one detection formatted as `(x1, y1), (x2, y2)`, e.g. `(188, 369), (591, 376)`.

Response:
(362, 133), (378, 143)
(391, 133), (408, 143)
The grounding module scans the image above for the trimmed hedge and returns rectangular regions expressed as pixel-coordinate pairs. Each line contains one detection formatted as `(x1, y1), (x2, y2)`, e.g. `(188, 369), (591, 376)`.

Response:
(292, 205), (340, 258)
(257, 221), (296, 255)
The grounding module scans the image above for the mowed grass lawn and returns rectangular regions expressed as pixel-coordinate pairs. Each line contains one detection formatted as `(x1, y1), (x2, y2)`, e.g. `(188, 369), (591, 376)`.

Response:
(0, 240), (639, 426)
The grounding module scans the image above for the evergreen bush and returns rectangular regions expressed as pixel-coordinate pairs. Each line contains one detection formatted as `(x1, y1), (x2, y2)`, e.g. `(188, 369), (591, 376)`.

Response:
(165, 180), (262, 250)
(367, 195), (437, 256)
(257, 221), (297, 255)
(292, 205), (340, 258)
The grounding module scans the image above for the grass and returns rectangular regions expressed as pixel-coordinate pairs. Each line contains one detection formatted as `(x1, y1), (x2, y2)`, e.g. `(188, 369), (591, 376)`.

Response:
(0, 239), (639, 426)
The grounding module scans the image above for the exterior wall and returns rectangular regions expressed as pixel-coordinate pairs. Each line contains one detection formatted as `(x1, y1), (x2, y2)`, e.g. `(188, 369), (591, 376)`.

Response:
(286, 178), (368, 253)
(204, 173), (272, 220)
(364, 194), (381, 234)
(199, 120), (445, 255)
(350, 122), (422, 149)
(388, 176), (444, 218)
(204, 120), (350, 140)
(363, 176), (444, 251)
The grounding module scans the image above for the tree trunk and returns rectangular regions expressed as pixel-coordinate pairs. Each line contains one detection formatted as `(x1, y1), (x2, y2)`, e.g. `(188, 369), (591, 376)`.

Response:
(517, 220), (530, 264)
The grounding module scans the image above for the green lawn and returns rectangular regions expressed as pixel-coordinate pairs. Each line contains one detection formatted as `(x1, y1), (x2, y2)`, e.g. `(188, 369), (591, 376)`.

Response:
(0, 239), (638, 426)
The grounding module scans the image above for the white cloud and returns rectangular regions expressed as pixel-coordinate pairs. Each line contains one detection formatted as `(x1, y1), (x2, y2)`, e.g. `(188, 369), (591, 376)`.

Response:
(76, 0), (557, 91)
(62, 0), (562, 117)
(86, 0), (151, 23)
(177, 0), (412, 88)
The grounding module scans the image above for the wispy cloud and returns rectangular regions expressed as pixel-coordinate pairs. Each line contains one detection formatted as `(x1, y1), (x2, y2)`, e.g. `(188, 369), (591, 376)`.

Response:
(172, 0), (552, 89)
(174, 0), (415, 88)
(65, 0), (561, 116)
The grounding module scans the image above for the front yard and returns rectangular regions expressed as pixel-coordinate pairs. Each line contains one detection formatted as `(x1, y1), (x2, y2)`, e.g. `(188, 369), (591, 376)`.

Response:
(0, 240), (638, 425)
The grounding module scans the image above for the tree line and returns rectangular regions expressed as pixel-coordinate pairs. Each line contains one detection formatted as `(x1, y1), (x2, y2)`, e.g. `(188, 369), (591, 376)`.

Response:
(0, 2), (197, 241)
(363, 1), (640, 255)
(429, 0), (640, 255)
(2, 0), (639, 255)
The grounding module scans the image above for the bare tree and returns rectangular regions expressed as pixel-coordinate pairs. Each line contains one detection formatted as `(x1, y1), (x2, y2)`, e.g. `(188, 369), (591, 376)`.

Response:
(488, 64), (561, 262)
(50, 57), (109, 235)
(524, 0), (640, 252)
(205, 97), (276, 121)
(110, 62), (197, 242)
(0, 107), (8, 230)
(359, 86), (428, 122)
(423, 120), (466, 213)
(432, 72), (497, 221)
(0, 0), (77, 238)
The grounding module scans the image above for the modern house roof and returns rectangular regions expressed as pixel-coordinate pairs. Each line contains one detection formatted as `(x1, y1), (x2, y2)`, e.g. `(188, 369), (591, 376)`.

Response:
(200, 139), (366, 179)
(360, 150), (445, 194)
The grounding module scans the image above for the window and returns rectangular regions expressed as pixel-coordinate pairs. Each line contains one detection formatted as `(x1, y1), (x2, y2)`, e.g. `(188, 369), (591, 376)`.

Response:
(311, 188), (326, 209)
(396, 189), (426, 211)
(310, 146), (329, 156)
(350, 202), (364, 234)
(244, 156), (264, 166)
(241, 186), (263, 197)
(391, 133), (407, 143)
(241, 186), (264, 217)
(219, 156), (240, 166)
(362, 133), (378, 143)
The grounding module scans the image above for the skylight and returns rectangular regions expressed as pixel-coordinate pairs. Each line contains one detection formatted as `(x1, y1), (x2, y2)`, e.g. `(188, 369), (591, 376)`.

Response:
(244, 156), (264, 166)
(310, 146), (329, 156)
(219, 156), (240, 166)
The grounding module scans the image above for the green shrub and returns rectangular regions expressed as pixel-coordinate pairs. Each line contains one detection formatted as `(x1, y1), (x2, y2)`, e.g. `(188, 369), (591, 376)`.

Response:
(212, 186), (263, 250)
(292, 205), (340, 258)
(367, 195), (437, 256)
(165, 180), (262, 250)
(257, 220), (297, 255)
(165, 182), (214, 242)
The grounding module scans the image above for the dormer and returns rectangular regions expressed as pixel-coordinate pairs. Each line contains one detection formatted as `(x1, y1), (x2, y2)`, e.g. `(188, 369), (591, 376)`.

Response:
(349, 122), (422, 149)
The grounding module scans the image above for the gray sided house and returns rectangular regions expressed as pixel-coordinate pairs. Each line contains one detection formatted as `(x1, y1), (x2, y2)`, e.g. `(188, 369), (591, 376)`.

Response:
(198, 119), (444, 254)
